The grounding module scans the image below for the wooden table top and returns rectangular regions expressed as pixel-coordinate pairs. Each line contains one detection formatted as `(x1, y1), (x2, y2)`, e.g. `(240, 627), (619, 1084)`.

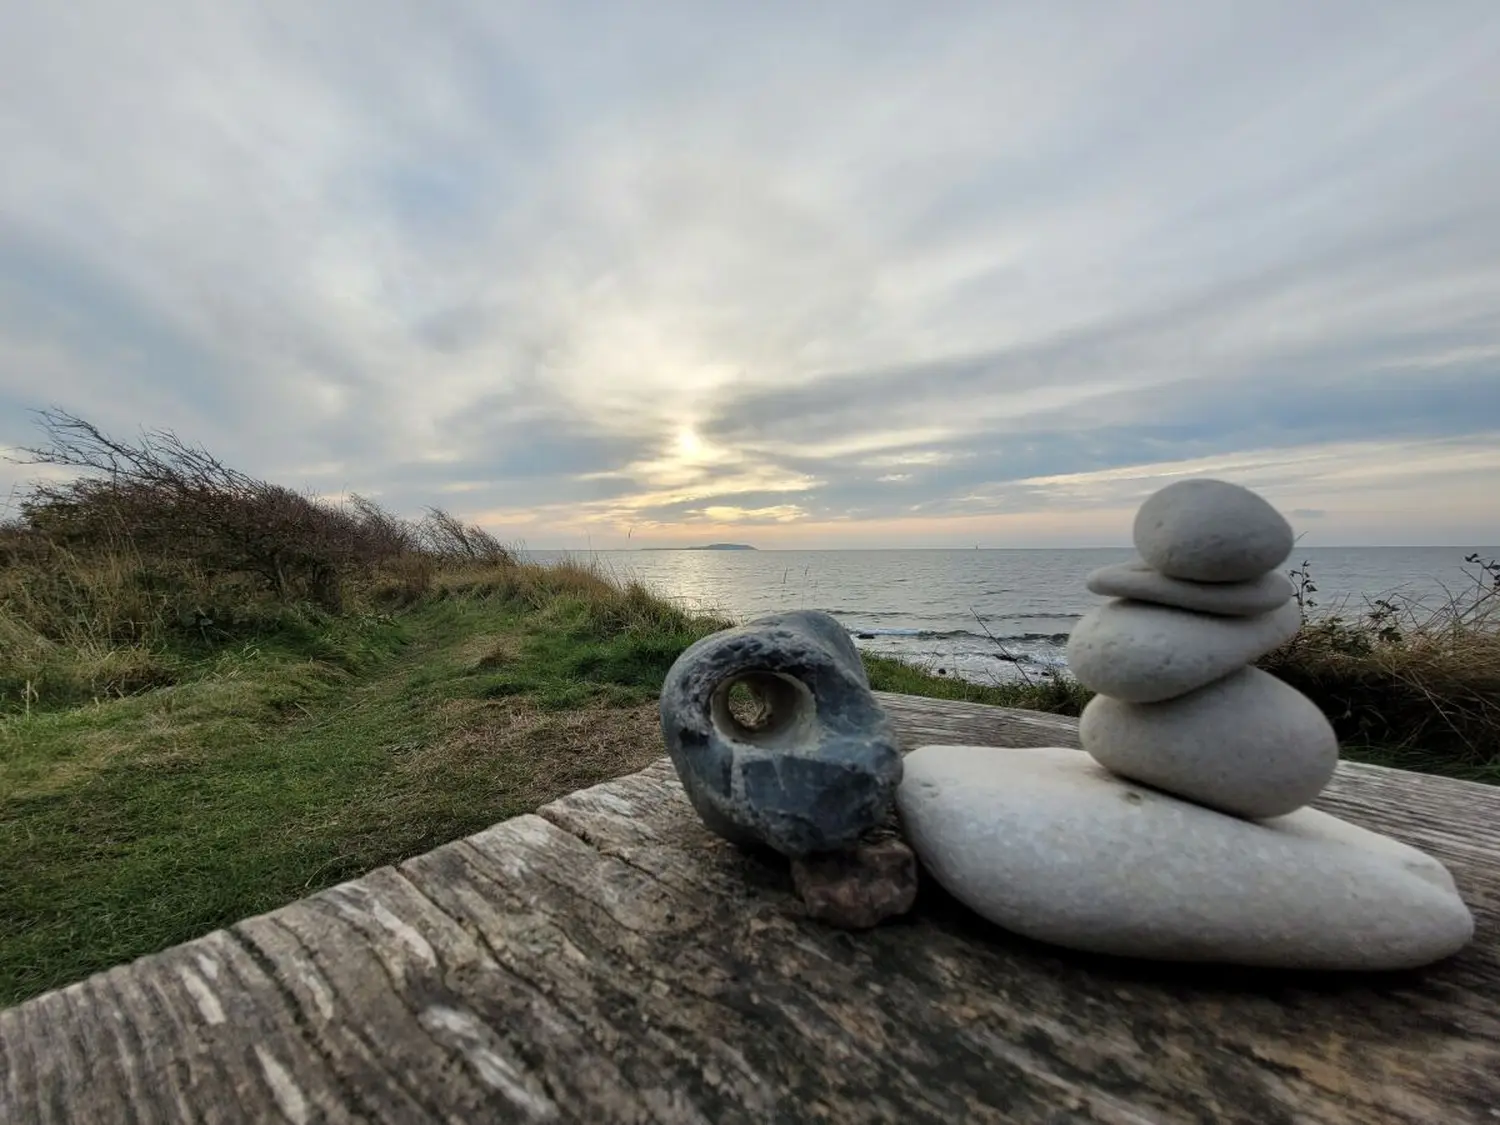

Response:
(3, 691), (1497, 1124)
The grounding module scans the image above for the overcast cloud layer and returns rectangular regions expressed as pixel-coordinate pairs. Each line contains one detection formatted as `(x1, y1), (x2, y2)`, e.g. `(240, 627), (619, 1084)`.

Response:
(3, 1), (1499, 548)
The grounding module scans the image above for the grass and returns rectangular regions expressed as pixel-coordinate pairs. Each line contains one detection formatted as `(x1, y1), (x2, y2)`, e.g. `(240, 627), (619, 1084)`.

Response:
(0, 558), (728, 1006)
(2, 410), (1497, 1006)
(863, 653), (1093, 713)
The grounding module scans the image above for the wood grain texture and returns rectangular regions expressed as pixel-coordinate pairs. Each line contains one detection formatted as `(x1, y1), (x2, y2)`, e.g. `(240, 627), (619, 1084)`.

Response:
(876, 690), (1086, 749)
(3, 695), (1499, 1124)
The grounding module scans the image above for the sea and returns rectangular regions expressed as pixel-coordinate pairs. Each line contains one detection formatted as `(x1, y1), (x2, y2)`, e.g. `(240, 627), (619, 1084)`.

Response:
(522, 547), (1499, 684)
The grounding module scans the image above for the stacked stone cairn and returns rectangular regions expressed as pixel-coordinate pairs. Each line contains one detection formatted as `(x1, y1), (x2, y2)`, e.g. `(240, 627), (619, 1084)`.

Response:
(1069, 479), (1333, 820)
(896, 479), (1475, 971)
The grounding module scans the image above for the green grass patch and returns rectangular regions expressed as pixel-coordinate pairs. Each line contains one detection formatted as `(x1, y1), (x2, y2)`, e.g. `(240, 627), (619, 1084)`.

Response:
(0, 579), (719, 1007)
(863, 653), (1092, 713)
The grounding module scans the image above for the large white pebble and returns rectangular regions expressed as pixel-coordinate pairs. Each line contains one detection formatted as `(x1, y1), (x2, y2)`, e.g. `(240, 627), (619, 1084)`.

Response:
(1066, 598), (1302, 703)
(897, 745), (1474, 970)
(1134, 479), (1294, 582)
(1086, 559), (1294, 617)
(1081, 667), (1337, 818)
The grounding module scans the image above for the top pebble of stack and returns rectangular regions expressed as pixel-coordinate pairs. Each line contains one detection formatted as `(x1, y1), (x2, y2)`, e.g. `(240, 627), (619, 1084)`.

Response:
(1134, 479), (1294, 583)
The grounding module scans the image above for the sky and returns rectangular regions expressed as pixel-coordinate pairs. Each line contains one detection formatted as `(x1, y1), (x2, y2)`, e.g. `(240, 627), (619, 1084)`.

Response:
(2, 2), (1499, 550)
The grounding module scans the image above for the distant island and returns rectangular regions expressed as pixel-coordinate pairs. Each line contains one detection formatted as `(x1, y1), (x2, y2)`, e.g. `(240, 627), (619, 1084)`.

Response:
(639, 543), (758, 552)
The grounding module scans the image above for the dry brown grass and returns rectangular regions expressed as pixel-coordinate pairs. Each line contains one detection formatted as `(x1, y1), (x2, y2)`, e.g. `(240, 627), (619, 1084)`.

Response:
(2, 540), (271, 642)
(1260, 554), (1500, 766)
(431, 557), (722, 638)
(456, 632), (525, 670)
(0, 545), (198, 707)
(415, 696), (664, 814)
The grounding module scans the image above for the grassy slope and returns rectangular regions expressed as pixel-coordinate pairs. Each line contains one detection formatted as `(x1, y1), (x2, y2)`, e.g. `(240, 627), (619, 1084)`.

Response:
(0, 580), (713, 1006)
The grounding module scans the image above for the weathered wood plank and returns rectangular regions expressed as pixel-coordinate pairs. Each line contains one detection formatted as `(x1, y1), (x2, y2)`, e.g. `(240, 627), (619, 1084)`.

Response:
(875, 689), (1085, 749)
(3, 695), (1499, 1124)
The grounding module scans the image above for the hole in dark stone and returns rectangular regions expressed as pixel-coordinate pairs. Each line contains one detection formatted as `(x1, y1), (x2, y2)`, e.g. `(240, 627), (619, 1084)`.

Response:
(712, 672), (813, 746)
(727, 681), (768, 730)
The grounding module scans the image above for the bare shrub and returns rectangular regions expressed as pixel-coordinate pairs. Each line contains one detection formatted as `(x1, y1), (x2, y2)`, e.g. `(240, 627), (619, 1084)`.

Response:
(2, 410), (517, 707)
(8, 409), (513, 611)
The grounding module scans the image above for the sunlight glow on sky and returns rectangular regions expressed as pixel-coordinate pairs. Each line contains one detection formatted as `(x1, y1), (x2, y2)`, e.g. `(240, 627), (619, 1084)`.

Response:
(2, 2), (1499, 548)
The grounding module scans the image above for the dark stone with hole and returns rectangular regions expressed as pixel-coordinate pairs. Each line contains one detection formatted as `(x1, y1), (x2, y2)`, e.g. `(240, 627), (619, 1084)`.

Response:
(792, 824), (919, 929)
(659, 610), (902, 858)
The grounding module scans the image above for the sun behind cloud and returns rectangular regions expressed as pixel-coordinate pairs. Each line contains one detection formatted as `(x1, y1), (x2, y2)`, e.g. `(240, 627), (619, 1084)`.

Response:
(674, 426), (705, 460)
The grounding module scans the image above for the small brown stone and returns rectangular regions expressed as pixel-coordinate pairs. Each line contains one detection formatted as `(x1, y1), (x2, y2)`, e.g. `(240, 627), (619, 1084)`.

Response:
(791, 832), (919, 929)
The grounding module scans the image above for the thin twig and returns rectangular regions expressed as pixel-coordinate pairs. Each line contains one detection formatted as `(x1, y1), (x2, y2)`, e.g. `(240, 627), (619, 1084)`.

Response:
(969, 606), (1037, 688)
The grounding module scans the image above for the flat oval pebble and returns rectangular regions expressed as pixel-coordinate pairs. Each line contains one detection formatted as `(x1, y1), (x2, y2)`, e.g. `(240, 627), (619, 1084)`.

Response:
(1134, 479), (1295, 583)
(897, 745), (1474, 970)
(1082, 667), (1337, 819)
(1066, 597), (1302, 703)
(1086, 559), (1294, 617)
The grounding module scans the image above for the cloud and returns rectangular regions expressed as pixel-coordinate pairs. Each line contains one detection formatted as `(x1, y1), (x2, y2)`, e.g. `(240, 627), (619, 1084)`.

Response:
(2, 1), (1499, 546)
